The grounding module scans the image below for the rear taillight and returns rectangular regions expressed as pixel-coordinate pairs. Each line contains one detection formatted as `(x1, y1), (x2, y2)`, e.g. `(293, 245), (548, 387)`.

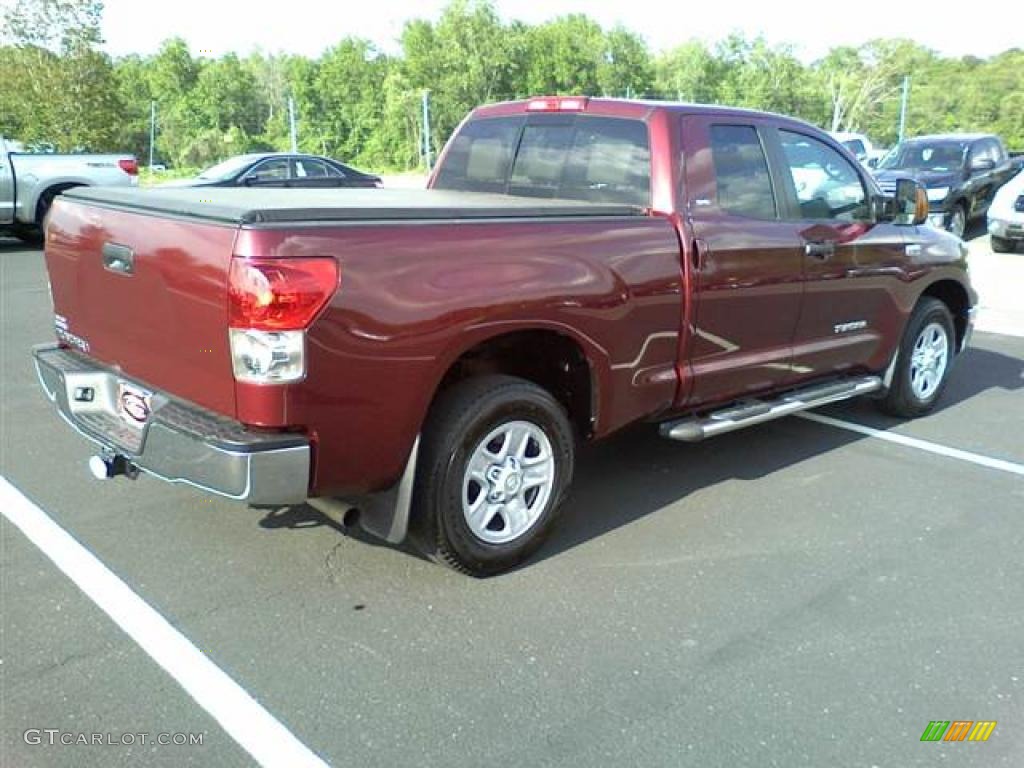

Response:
(118, 158), (139, 175)
(228, 257), (339, 384)
(228, 258), (338, 331)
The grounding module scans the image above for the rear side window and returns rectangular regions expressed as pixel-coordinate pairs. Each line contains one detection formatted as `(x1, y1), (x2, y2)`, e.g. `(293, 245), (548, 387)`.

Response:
(708, 125), (777, 220)
(434, 117), (523, 194)
(293, 159), (328, 178)
(436, 115), (651, 207)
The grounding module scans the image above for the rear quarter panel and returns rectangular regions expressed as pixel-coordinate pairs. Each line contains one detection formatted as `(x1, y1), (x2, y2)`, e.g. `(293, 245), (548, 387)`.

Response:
(234, 216), (683, 495)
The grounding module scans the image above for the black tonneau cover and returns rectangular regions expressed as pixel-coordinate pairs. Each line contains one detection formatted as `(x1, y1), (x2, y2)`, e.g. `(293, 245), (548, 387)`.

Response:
(62, 186), (644, 225)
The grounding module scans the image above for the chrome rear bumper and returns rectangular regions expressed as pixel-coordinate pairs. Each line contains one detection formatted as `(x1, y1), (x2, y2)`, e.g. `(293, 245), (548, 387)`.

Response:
(33, 344), (310, 505)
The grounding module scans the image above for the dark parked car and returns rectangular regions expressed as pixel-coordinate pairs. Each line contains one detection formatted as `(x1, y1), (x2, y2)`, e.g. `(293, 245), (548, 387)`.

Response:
(874, 134), (1022, 238)
(170, 153), (382, 189)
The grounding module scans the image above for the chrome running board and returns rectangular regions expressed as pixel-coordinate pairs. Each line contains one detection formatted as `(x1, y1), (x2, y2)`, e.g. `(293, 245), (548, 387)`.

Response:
(660, 376), (882, 442)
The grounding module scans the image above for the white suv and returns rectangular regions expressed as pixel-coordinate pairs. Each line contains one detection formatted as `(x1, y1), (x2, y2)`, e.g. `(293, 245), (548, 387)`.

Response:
(987, 169), (1024, 253)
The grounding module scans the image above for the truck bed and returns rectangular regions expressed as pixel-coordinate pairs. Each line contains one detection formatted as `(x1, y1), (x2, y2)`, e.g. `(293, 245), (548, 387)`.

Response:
(62, 186), (645, 225)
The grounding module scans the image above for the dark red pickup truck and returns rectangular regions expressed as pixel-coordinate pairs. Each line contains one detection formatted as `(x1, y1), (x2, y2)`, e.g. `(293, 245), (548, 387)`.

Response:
(35, 97), (975, 575)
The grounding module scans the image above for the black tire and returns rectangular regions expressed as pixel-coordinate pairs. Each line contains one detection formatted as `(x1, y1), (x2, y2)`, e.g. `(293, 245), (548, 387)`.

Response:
(877, 297), (956, 418)
(946, 203), (967, 239)
(410, 374), (575, 577)
(10, 224), (43, 245)
(990, 235), (1015, 253)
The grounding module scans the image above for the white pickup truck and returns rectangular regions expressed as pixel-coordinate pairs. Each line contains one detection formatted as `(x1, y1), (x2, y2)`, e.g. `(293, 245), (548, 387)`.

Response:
(0, 136), (138, 243)
(829, 131), (887, 169)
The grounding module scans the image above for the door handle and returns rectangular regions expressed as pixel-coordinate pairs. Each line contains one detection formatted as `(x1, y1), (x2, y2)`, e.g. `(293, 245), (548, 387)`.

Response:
(804, 241), (835, 260)
(102, 242), (135, 275)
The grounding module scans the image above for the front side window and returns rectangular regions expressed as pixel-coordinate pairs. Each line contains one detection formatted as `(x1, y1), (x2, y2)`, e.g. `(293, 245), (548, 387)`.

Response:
(974, 139), (1002, 165)
(779, 130), (868, 221)
(708, 124), (777, 220)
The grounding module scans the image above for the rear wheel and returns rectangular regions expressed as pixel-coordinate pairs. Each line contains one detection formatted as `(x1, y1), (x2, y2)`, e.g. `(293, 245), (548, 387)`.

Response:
(990, 235), (1015, 253)
(877, 298), (956, 418)
(411, 375), (575, 577)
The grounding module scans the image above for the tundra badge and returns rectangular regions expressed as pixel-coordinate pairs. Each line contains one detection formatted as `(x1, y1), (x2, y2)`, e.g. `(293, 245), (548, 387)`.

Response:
(834, 320), (868, 334)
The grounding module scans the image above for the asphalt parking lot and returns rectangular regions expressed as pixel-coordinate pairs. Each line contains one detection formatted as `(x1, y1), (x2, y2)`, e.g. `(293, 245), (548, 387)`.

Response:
(2, 235), (1023, 767)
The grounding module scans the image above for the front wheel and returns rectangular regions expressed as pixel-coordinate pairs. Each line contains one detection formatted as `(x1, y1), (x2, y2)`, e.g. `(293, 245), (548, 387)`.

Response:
(877, 298), (956, 418)
(10, 223), (42, 245)
(411, 375), (575, 577)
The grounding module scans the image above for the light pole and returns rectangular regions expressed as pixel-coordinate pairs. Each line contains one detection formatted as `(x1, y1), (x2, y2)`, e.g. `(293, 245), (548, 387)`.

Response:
(897, 76), (910, 143)
(288, 97), (298, 153)
(148, 100), (156, 168)
(422, 90), (432, 171)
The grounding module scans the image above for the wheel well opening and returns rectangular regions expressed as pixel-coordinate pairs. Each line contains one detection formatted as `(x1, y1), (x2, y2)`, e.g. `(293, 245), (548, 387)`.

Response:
(922, 280), (970, 349)
(36, 183), (84, 224)
(437, 331), (594, 438)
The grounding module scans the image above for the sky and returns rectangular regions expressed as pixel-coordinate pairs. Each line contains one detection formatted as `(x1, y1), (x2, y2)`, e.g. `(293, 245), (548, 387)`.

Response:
(97, 0), (1024, 62)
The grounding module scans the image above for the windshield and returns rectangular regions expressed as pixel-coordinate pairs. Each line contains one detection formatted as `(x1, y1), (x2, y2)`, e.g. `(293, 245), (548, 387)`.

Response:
(197, 155), (260, 180)
(878, 142), (966, 172)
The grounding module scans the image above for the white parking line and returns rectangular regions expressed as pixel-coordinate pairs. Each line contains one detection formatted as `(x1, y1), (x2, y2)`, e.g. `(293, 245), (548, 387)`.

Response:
(0, 475), (330, 768)
(796, 412), (1024, 477)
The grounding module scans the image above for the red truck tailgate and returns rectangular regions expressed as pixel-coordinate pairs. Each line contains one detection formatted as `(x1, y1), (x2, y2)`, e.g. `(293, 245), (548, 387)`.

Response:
(44, 198), (238, 417)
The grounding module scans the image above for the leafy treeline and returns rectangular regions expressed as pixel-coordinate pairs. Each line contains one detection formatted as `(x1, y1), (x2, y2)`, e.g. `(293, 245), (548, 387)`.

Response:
(2, 0), (1022, 170)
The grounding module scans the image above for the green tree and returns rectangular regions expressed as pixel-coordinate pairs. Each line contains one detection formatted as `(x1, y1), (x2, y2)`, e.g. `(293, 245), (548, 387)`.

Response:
(598, 26), (653, 98)
(400, 0), (522, 160)
(313, 40), (388, 162)
(1, 0), (122, 151)
(522, 15), (606, 96)
(714, 34), (819, 120)
(654, 41), (720, 103)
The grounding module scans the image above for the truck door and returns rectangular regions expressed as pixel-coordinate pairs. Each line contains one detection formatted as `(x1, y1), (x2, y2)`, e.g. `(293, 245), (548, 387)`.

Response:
(679, 117), (803, 409)
(767, 127), (906, 381)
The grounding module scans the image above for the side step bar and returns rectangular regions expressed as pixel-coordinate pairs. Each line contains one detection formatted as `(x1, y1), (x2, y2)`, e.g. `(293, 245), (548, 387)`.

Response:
(659, 375), (882, 442)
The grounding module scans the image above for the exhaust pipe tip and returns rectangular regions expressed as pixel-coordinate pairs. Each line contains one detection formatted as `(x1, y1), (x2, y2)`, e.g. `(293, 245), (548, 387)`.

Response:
(88, 453), (138, 481)
(88, 454), (115, 480)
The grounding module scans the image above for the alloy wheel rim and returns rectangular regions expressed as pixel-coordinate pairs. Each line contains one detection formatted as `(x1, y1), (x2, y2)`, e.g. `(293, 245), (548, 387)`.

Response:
(461, 420), (555, 545)
(909, 322), (949, 400)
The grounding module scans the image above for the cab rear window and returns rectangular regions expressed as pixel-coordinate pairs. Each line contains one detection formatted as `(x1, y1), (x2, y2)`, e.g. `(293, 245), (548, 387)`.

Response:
(435, 115), (651, 207)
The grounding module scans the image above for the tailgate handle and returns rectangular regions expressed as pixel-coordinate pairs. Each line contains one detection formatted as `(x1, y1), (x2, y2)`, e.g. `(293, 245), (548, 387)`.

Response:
(804, 241), (835, 260)
(102, 242), (135, 275)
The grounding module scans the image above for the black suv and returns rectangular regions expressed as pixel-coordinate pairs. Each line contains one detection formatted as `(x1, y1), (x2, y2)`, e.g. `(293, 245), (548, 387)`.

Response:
(874, 133), (1022, 238)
